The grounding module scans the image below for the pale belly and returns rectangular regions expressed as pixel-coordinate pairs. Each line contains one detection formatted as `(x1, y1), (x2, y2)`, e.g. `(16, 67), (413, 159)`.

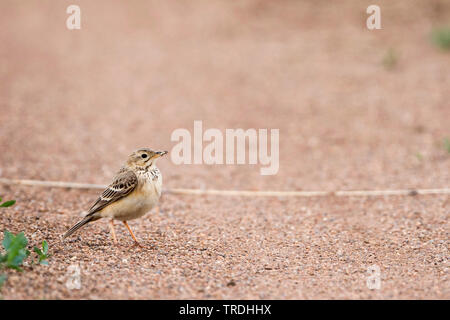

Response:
(100, 175), (162, 221)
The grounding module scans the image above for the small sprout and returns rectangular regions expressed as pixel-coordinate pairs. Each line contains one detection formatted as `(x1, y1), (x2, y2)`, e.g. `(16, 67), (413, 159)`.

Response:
(431, 27), (450, 51)
(33, 240), (50, 265)
(0, 199), (16, 208)
(444, 138), (450, 154)
(382, 48), (398, 70)
(1, 230), (30, 271)
(415, 152), (423, 162)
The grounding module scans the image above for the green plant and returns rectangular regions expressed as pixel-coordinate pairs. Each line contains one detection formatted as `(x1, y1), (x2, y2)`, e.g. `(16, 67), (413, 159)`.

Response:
(0, 198), (16, 208)
(431, 27), (450, 51)
(0, 230), (30, 271)
(33, 240), (50, 265)
(0, 230), (51, 290)
(444, 138), (450, 154)
(0, 200), (14, 290)
(382, 48), (398, 70)
(415, 152), (423, 162)
(0, 199), (50, 292)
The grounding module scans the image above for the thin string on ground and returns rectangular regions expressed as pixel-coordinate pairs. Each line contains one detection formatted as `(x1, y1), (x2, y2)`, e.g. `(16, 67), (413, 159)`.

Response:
(0, 177), (449, 197)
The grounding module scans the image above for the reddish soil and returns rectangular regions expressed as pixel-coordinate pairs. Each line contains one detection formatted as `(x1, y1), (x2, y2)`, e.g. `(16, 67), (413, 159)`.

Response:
(0, 0), (448, 299)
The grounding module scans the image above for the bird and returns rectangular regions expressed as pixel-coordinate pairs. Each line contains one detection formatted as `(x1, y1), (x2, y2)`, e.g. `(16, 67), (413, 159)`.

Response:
(62, 148), (168, 247)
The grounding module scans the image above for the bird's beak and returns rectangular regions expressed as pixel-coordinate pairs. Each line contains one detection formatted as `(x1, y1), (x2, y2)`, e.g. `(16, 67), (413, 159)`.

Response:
(155, 151), (168, 158)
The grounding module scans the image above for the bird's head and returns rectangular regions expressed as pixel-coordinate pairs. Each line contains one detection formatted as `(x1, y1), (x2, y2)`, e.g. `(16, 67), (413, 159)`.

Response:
(126, 148), (168, 169)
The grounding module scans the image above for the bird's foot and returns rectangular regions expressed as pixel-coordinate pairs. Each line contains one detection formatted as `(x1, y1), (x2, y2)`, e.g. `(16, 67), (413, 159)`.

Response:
(132, 241), (145, 249)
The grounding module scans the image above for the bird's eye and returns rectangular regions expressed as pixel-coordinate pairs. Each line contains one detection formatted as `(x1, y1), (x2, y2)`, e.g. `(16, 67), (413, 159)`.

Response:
(141, 154), (148, 159)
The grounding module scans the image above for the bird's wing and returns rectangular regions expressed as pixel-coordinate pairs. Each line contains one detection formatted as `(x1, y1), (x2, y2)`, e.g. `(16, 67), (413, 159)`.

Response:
(86, 169), (138, 216)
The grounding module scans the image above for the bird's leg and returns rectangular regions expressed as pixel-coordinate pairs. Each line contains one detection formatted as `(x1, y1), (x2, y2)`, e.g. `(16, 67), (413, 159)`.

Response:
(109, 219), (118, 245)
(122, 221), (143, 248)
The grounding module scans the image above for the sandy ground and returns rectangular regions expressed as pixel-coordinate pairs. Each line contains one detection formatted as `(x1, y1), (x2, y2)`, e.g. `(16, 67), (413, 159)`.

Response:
(0, 0), (449, 299)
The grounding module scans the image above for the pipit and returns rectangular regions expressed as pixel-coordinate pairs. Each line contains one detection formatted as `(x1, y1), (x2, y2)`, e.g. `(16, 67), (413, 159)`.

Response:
(63, 148), (168, 247)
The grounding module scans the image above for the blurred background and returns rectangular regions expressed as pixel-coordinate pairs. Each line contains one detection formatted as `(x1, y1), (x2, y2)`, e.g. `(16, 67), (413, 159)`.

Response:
(0, 0), (449, 192)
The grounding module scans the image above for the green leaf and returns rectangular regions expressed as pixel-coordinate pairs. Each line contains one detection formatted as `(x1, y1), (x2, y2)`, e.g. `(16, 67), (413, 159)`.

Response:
(444, 138), (450, 154)
(7, 265), (22, 272)
(1, 231), (29, 269)
(14, 232), (28, 248)
(34, 241), (50, 265)
(431, 27), (450, 51)
(33, 247), (43, 256)
(0, 200), (16, 208)
(2, 230), (13, 250)
(10, 253), (26, 268)
(0, 274), (6, 289)
(42, 240), (48, 255)
(0, 197), (2, 203)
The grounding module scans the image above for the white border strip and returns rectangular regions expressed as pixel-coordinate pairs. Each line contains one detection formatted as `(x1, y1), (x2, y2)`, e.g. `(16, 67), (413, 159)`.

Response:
(0, 178), (449, 197)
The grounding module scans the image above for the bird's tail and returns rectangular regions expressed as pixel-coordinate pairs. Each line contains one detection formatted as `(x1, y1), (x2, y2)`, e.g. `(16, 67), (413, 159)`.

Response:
(63, 215), (94, 239)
